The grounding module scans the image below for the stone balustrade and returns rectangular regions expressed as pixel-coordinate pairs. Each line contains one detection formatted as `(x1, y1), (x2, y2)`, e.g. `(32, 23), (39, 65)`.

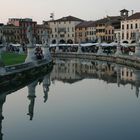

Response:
(52, 52), (140, 69)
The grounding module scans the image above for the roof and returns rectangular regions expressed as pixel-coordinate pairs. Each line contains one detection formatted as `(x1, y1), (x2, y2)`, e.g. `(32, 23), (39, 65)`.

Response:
(95, 16), (122, 24)
(76, 21), (96, 28)
(50, 16), (84, 22)
(127, 12), (140, 20)
(120, 9), (129, 12)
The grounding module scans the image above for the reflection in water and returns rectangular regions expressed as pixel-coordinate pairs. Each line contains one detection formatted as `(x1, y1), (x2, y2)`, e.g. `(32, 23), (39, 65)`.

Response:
(0, 72), (51, 139)
(52, 58), (140, 98)
(27, 80), (37, 120)
(1, 58), (140, 139)
(0, 94), (6, 140)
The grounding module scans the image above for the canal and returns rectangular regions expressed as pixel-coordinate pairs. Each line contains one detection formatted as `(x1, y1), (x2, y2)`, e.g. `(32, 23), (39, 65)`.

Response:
(1, 58), (140, 140)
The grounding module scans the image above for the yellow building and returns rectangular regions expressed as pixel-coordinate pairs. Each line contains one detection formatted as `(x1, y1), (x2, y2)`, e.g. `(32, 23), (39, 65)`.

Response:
(75, 21), (96, 43)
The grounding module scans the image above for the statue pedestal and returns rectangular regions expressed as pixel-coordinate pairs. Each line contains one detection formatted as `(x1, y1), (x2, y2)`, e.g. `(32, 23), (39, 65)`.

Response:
(43, 45), (52, 62)
(77, 45), (82, 54)
(55, 46), (59, 53)
(115, 46), (122, 56)
(25, 45), (36, 63)
(135, 44), (140, 57)
(0, 67), (5, 75)
(97, 46), (103, 55)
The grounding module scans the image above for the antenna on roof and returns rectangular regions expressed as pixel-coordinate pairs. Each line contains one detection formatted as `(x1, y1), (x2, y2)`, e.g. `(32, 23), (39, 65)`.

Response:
(131, 10), (134, 15)
(50, 13), (54, 21)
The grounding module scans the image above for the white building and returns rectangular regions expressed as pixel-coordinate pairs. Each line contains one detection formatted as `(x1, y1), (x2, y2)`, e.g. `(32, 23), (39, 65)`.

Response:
(46, 16), (83, 44)
(121, 12), (140, 44)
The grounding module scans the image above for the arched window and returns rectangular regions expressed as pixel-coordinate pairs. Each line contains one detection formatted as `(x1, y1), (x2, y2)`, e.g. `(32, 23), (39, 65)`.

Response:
(52, 39), (56, 44)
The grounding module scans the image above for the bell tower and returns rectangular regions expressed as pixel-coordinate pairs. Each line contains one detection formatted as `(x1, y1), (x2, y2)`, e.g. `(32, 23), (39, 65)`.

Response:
(120, 9), (129, 19)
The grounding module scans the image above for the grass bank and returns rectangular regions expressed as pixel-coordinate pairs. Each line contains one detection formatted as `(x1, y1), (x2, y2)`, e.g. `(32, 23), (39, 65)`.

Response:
(1, 52), (27, 66)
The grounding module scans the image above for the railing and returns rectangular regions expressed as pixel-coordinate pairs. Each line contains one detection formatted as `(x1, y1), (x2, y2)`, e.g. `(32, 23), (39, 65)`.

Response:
(5, 62), (34, 73)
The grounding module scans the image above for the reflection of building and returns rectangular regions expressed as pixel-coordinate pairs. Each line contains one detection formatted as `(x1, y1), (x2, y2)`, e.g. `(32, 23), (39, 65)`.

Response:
(52, 58), (140, 98)
(51, 59), (82, 83)
(120, 67), (134, 81)
(120, 67), (140, 97)
(51, 58), (116, 84)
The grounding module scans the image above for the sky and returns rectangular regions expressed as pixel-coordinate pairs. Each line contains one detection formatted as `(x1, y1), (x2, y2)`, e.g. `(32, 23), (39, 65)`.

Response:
(0, 0), (140, 24)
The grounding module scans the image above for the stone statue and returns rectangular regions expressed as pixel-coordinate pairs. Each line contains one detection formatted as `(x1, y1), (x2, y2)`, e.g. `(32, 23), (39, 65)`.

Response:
(42, 30), (49, 46)
(27, 26), (33, 46)
(136, 31), (140, 44)
(117, 34), (121, 44)
(98, 36), (101, 44)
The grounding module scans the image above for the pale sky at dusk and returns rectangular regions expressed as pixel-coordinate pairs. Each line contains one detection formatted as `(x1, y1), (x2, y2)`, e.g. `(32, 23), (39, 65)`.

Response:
(0, 0), (139, 24)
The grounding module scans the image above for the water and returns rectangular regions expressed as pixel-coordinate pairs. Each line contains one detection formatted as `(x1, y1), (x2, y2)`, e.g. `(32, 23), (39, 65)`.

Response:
(1, 58), (140, 140)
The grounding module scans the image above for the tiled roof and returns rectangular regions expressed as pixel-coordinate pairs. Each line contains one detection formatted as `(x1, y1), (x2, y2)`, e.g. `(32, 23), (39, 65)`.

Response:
(95, 16), (122, 24)
(76, 21), (96, 28)
(51, 16), (84, 22)
(127, 12), (140, 20)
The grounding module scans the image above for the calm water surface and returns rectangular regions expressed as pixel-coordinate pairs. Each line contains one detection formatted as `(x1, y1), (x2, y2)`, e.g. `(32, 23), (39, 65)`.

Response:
(1, 58), (140, 140)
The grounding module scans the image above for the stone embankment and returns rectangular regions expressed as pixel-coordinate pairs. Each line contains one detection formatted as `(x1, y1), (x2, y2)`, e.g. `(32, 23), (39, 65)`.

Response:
(52, 52), (140, 69)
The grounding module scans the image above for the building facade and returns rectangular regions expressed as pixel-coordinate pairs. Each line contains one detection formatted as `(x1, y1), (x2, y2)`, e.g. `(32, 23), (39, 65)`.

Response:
(75, 21), (96, 43)
(46, 16), (83, 44)
(0, 24), (21, 43)
(121, 12), (140, 44)
(8, 18), (37, 44)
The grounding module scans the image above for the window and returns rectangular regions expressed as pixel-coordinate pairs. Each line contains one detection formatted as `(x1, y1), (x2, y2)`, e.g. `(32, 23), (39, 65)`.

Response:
(135, 23), (138, 29)
(72, 27), (74, 32)
(122, 33), (124, 39)
(122, 24), (124, 30)
(126, 32), (129, 39)
(55, 28), (57, 32)
(131, 24), (133, 29)
(126, 71), (129, 77)
(127, 24), (129, 29)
